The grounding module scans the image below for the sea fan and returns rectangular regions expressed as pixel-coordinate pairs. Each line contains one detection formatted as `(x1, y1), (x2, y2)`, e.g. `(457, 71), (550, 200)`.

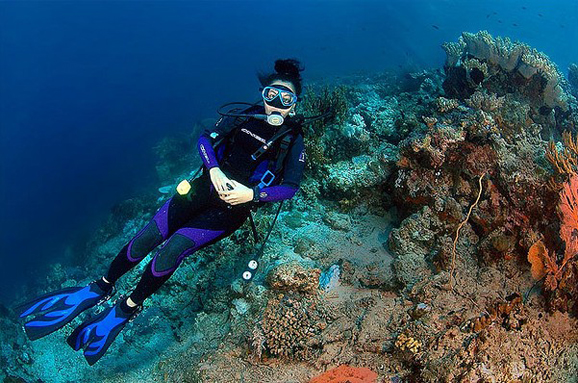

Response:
(528, 174), (578, 291)
(559, 173), (578, 259)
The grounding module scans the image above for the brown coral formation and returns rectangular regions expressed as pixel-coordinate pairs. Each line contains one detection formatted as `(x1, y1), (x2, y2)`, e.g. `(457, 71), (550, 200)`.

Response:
(465, 90), (504, 112)
(260, 292), (330, 360)
(266, 261), (321, 294)
(435, 97), (459, 113)
(253, 261), (332, 360)
(462, 293), (524, 332)
(395, 333), (422, 355)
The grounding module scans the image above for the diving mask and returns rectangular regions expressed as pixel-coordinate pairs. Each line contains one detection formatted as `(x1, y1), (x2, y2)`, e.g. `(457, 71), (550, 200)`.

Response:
(262, 85), (298, 108)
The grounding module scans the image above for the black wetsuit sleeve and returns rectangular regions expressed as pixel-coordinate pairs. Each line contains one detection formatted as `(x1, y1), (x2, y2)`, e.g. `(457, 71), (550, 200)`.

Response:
(280, 134), (306, 188)
(255, 134), (306, 202)
(197, 116), (239, 170)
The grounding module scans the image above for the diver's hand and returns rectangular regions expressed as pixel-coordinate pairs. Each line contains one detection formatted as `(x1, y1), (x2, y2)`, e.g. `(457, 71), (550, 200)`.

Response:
(219, 180), (254, 205)
(209, 167), (233, 194)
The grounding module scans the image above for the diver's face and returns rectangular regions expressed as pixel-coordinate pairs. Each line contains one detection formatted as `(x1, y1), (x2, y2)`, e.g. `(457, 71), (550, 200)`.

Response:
(263, 80), (297, 118)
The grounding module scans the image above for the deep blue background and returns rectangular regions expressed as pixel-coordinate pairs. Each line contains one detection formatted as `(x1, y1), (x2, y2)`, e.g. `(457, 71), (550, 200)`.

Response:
(1, 0), (577, 303)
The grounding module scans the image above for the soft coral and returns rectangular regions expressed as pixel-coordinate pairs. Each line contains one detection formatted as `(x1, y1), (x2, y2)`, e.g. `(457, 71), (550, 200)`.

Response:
(528, 174), (578, 291)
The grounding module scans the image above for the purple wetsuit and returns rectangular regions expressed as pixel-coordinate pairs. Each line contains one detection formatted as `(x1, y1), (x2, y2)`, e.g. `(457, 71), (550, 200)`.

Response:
(103, 108), (306, 304)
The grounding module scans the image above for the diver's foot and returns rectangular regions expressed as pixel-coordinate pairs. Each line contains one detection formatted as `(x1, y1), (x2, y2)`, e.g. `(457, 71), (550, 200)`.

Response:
(16, 280), (115, 341)
(67, 297), (142, 366)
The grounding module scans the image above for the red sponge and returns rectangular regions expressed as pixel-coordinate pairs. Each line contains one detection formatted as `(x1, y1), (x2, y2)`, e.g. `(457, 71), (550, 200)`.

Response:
(309, 364), (378, 383)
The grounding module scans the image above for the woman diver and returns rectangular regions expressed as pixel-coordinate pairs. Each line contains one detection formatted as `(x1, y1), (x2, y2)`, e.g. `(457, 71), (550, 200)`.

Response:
(17, 58), (307, 365)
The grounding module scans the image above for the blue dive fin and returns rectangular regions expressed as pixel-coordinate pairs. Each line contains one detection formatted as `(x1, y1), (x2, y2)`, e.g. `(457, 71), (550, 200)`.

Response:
(67, 299), (140, 366)
(16, 282), (113, 341)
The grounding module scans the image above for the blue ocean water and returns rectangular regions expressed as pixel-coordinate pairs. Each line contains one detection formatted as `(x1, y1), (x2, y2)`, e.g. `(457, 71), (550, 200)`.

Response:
(0, 0), (576, 305)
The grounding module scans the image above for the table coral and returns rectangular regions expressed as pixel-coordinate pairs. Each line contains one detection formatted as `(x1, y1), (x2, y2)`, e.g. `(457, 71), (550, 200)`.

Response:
(442, 30), (575, 112)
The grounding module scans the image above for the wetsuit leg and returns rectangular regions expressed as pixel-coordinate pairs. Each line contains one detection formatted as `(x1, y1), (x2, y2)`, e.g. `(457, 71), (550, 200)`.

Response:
(105, 174), (214, 283)
(128, 203), (252, 305)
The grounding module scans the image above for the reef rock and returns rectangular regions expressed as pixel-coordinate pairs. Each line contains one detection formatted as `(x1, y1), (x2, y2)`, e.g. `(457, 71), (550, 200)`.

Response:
(266, 261), (321, 294)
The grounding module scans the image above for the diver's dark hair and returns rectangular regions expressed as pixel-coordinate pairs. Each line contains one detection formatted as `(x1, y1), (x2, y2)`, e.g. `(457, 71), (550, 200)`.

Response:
(258, 58), (304, 96)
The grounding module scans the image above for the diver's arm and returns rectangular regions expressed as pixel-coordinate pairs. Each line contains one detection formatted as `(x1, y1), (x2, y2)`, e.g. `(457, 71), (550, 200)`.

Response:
(197, 114), (240, 170)
(197, 117), (238, 192)
(198, 135), (233, 193)
(253, 135), (305, 203)
(197, 135), (220, 170)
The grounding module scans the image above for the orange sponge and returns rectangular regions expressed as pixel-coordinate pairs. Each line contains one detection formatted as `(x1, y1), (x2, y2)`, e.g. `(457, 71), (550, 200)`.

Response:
(309, 364), (378, 383)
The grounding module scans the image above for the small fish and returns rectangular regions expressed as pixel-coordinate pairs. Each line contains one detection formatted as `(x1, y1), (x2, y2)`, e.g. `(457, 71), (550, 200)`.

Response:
(498, 20), (503, 23)
(538, 13), (543, 17)
(522, 6), (527, 10)
(432, 25), (439, 30)
(486, 13), (491, 18)
(512, 23), (518, 27)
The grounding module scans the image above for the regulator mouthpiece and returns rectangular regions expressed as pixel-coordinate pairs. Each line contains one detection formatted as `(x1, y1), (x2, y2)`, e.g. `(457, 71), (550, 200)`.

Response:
(266, 113), (284, 126)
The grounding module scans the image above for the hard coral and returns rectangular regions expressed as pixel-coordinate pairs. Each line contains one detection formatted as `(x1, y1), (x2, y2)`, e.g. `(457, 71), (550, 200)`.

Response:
(435, 97), (459, 113)
(309, 365), (378, 383)
(395, 333), (422, 355)
(300, 85), (349, 176)
(462, 293), (524, 332)
(466, 90), (504, 112)
(261, 292), (328, 360)
(266, 262), (321, 294)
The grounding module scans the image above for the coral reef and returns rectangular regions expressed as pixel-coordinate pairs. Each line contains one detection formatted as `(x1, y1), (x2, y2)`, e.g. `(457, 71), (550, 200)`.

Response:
(570, 63), (578, 97)
(5, 31), (578, 383)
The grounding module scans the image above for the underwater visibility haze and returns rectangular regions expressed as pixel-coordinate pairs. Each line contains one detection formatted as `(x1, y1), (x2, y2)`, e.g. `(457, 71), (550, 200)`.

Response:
(1, 0), (578, 382)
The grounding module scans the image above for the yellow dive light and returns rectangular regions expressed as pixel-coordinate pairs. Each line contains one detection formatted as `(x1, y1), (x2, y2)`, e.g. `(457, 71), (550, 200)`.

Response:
(176, 180), (192, 195)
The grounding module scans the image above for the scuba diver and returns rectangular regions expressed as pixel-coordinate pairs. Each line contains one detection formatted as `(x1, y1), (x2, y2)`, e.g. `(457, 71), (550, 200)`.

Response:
(16, 58), (308, 365)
